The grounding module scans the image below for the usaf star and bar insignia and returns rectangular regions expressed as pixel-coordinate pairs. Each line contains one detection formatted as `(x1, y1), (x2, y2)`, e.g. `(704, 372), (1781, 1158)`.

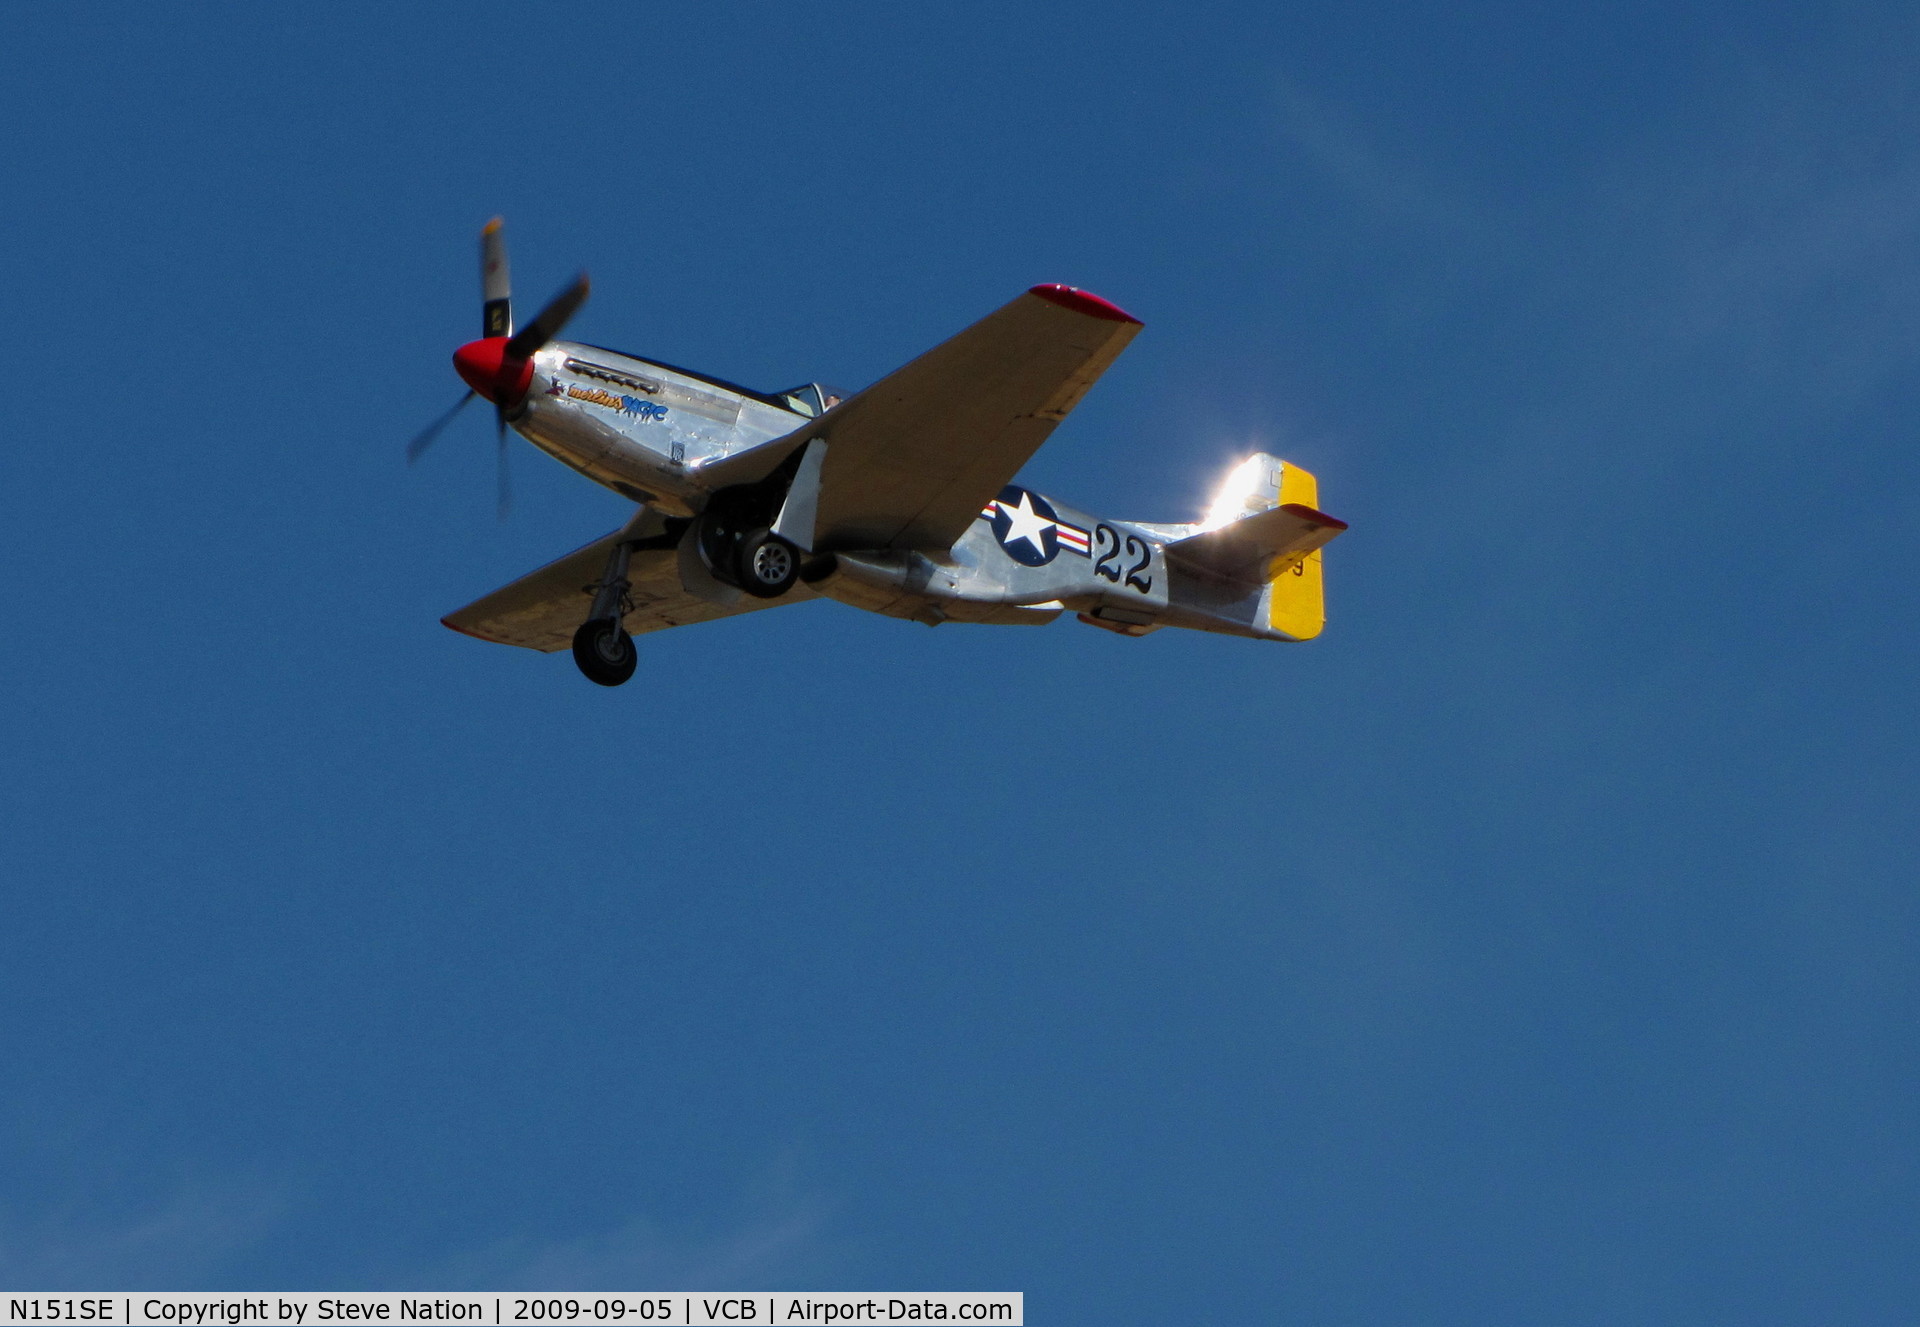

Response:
(980, 486), (1091, 566)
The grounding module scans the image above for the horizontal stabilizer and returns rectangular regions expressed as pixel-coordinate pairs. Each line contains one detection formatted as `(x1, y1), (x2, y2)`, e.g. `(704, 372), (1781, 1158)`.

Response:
(1163, 502), (1348, 582)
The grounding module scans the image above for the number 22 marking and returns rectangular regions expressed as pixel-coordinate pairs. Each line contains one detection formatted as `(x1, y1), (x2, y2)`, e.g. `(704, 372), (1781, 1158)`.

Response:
(1093, 525), (1154, 593)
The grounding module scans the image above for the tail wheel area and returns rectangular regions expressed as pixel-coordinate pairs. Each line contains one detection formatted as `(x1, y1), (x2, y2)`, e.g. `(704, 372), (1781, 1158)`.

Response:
(571, 617), (637, 687)
(737, 529), (799, 598)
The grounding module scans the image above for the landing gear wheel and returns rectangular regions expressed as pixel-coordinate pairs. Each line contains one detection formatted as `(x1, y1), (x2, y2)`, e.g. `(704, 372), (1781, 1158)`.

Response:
(737, 529), (799, 598)
(571, 617), (636, 687)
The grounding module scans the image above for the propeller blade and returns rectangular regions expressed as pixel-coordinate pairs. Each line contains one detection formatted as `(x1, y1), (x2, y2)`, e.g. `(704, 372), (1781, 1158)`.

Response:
(504, 274), (590, 361)
(406, 390), (477, 463)
(495, 407), (513, 519)
(481, 217), (512, 339)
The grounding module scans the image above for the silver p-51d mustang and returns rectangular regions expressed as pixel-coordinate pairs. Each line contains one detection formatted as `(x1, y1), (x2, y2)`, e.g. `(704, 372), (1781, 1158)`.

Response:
(411, 219), (1347, 686)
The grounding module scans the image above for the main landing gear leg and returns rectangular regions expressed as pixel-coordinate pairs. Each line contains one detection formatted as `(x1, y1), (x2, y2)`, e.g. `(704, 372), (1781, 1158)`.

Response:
(572, 540), (637, 687)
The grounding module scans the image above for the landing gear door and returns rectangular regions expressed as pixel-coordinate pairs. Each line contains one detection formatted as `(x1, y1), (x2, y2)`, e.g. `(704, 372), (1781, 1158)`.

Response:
(677, 521), (743, 606)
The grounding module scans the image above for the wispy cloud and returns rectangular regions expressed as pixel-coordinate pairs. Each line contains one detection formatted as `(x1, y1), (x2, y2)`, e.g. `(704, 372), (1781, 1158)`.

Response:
(0, 1181), (283, 1289)
(422, 1199), (842, 1291)
(1268, 78), (1494, 237)
(0, 1167), (841, 1292)
(436, 1212), (833, 1292)
(1581, 108), (1920, 391)
(1269, 59), (1920, 379)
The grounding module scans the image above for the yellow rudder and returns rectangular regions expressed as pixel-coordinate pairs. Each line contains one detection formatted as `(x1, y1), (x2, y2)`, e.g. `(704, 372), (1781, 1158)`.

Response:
(1268, 462), (1328, 641)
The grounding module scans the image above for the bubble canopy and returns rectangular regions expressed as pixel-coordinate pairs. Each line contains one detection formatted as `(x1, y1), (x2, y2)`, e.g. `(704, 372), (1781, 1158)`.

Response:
(775, 383), (850, 417)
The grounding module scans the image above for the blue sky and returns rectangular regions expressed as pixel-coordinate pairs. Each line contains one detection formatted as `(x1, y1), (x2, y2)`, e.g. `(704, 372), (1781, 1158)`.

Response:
(2, 1), (1916, 1321)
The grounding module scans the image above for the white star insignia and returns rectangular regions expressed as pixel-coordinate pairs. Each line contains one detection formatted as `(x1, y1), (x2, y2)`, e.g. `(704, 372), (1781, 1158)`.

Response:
(998, 491), (1056, 556)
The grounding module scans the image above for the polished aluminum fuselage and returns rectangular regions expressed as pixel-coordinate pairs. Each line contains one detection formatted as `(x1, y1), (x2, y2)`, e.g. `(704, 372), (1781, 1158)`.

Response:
(512, 342), (1294, 641)
(511, 341), (804, 514)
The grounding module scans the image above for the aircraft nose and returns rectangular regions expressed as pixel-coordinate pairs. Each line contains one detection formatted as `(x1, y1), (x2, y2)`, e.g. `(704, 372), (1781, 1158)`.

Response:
(453, 337), (535, 405)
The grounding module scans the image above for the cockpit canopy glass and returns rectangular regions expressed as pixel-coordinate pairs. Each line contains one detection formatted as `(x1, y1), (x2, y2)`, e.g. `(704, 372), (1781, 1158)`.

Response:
(775, 383), (848, 417)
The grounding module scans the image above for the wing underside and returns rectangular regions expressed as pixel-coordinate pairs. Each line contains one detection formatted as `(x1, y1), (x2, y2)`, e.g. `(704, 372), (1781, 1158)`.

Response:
(441, 522), (804, 652)
(694, 285), (1142, 554)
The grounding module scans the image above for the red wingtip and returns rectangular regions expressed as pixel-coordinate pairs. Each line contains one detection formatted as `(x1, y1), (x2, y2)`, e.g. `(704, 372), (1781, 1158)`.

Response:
(440, 616), (491, 641)
(1028, 284), (1141, 324)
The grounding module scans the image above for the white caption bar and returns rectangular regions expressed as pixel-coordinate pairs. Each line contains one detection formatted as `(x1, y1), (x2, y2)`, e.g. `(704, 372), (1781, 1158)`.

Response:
(1, 1296), (1021, 1327)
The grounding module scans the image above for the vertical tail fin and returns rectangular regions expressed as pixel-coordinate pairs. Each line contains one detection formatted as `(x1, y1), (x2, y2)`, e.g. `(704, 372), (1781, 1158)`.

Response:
(1267, 459), (1328, 640)
(1199, 453), (1285, 529)
(1186, 451), (1339, 641)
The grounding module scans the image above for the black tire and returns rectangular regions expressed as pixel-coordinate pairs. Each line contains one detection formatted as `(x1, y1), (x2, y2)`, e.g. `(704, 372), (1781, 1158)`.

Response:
(736, 529), (799, 598)
(695, 509), (744, 588)
(571, 617), (637, 687)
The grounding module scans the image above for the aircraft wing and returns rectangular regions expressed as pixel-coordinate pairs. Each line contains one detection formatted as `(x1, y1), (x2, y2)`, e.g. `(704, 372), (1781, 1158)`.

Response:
(698, 285), (1142, 553)
(441, 521), (804, 652)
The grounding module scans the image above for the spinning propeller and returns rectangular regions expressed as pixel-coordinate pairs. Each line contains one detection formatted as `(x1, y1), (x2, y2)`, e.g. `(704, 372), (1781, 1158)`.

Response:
(407, 217), (590, 517)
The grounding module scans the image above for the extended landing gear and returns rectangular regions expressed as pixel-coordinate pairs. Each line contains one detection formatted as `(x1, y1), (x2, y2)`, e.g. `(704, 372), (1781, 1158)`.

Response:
(572, 617), (636, 687)
(573, 538), (637, 687)
(695, 503), (799, 600)
(737, 528), (798, 598)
